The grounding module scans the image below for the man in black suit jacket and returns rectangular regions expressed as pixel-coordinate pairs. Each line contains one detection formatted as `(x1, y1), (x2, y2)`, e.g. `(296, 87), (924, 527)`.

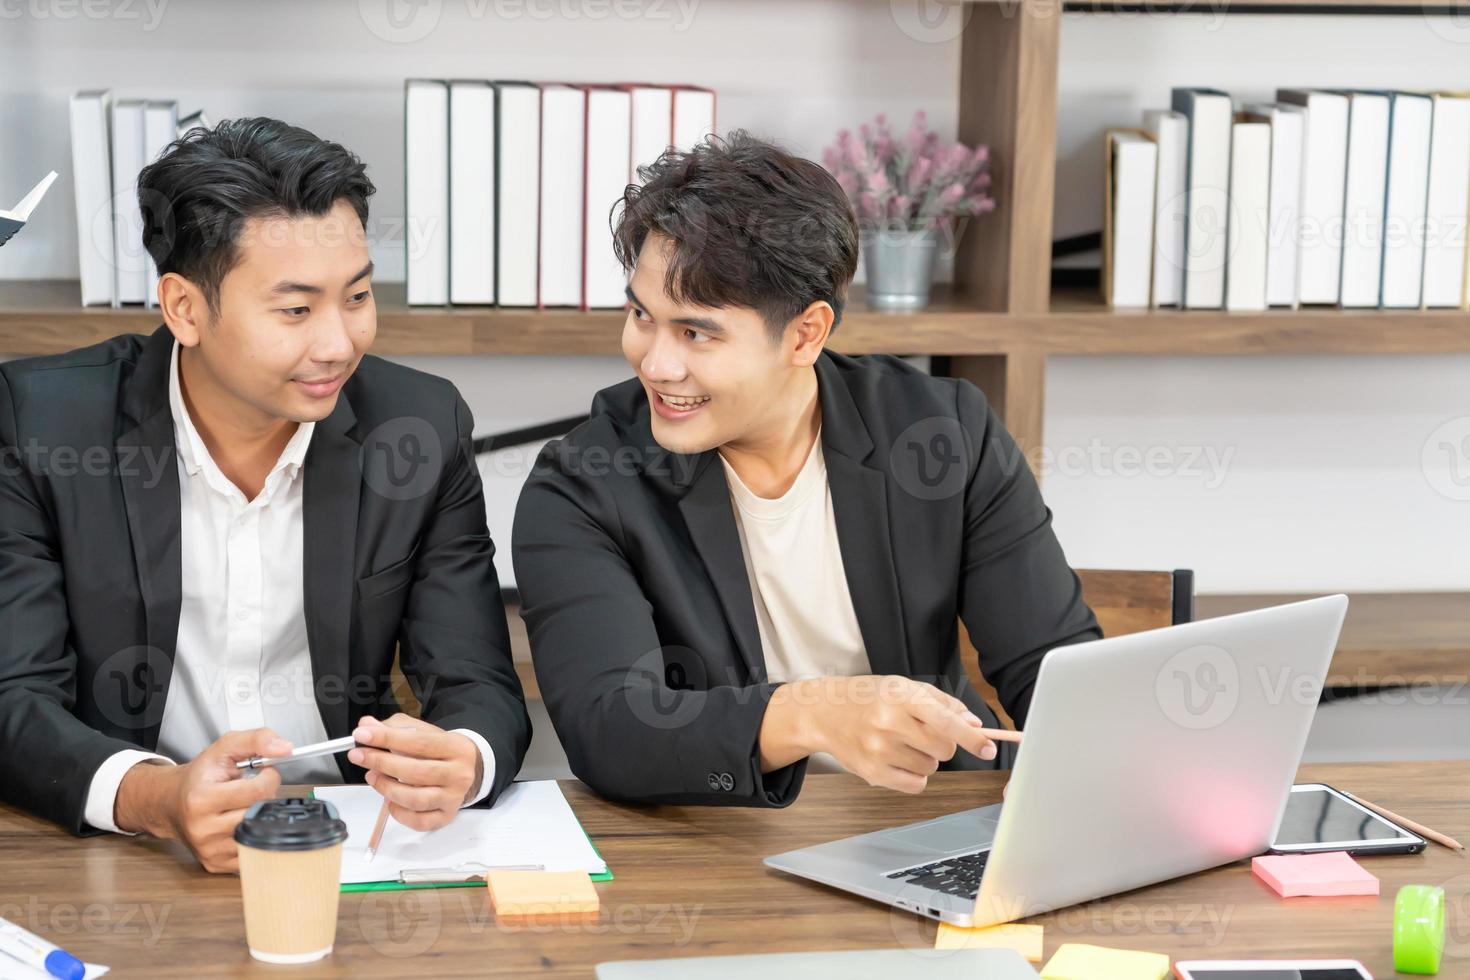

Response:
(0, 118), (528, 870)
(512, 133), (1100, 808)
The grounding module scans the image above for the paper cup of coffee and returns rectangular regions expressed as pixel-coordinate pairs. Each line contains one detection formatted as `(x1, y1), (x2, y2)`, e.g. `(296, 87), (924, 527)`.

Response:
(235, 797), (348, 964)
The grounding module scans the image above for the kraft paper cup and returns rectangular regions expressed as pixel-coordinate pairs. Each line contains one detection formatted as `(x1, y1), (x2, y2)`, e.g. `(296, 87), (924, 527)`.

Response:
(235, 797), (349, 964)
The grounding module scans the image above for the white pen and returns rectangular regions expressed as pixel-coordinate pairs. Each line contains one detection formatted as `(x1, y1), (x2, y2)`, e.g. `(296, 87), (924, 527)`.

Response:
(236, 735), (358, 771)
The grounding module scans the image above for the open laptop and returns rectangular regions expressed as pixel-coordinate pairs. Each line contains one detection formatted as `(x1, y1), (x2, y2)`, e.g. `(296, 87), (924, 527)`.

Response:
(765, 594), (1349, 928)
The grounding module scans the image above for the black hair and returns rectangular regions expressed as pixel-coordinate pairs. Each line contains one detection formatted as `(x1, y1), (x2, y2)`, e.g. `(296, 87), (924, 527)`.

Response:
(612, 131), (859, 339)
(138, 116), (376, 317)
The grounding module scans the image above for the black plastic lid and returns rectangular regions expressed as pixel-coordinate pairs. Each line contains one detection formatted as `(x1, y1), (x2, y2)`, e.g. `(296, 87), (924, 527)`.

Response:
(234, 797), (348, 851)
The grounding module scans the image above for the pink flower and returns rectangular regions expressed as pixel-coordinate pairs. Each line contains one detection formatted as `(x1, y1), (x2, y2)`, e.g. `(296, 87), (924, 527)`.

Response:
(904, 111), (927, 154)
(822, 110), (993, 229)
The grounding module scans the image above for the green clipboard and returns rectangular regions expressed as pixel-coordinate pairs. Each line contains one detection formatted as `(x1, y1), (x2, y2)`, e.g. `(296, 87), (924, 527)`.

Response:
(323, 789), (613, 892)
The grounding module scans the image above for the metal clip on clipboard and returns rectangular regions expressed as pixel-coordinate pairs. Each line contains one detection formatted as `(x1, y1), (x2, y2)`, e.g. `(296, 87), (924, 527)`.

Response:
(398, 861), (546, 884)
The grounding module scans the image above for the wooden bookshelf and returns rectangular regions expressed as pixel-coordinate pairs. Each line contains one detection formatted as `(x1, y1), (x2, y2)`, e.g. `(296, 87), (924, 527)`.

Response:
(9, 0), (1466, 678)
(7, 280), (1469, 466)
(1022, 0), (1468, 9)
(504, 593), (1470, 699)
(1198, 592), (1470, 688)
(10, 0), (1466, 457)
(8, 279), (1470, 357)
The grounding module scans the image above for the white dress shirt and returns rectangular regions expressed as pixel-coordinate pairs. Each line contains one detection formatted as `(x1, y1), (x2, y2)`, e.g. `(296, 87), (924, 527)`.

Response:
(83, 341), (494, 833)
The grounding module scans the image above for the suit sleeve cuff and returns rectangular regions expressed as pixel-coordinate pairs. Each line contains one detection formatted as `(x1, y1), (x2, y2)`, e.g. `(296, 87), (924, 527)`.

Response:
(451, 728), (498, 807)
(84, 749), (176, 834)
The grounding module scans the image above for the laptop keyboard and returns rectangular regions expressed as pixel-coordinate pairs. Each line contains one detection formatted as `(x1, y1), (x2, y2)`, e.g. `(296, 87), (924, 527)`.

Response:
(885, 849), (989, 899)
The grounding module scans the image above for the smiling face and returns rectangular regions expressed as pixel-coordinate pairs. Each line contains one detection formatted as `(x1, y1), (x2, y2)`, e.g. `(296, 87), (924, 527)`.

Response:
(622, 235), (822, 456)
(166, 198), (377, 428)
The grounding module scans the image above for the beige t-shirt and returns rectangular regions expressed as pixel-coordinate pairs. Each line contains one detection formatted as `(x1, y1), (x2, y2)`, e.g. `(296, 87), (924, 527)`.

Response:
(719, 433), (873, 687)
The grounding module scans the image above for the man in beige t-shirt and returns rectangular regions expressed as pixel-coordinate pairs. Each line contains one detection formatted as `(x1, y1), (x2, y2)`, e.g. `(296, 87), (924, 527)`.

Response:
(514, 134), (1100, 806)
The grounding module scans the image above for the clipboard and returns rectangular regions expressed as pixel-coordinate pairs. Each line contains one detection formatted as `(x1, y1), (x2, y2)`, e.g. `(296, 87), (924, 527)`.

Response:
(315, 784), (614, 893)
(340, 831), (613, 892)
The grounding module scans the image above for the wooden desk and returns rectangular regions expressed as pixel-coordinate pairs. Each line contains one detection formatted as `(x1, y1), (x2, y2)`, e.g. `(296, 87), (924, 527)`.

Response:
(3, 762), (1467, 977)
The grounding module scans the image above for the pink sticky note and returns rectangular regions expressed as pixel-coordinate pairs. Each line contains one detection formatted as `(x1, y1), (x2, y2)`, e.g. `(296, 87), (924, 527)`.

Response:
(1252, 852), (1380, 897)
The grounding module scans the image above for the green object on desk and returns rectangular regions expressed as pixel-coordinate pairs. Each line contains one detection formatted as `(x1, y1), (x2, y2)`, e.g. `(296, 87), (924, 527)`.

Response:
(1394, 884), (1445, 975)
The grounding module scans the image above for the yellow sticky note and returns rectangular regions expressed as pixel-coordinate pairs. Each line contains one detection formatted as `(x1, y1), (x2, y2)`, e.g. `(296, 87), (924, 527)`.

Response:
(1041, 942), (1170, 980)
(485, 870), (600, 925)
(934, 921), (1044, 962)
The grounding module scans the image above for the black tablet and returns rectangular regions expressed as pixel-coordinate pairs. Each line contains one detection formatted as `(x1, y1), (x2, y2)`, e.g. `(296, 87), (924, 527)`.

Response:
(1269, 782), (1426, 855)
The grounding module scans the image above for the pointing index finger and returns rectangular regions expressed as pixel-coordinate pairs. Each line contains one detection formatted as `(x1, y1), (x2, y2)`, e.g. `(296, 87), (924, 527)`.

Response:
(910, 697), (995, 759)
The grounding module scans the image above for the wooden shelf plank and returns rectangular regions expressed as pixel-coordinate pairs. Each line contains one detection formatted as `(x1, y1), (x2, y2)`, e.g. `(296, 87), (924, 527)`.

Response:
(0, 279), (1022, 357)
(501, 594), (1470, 701)
(1198, 592), (1470, 688)
(1040, 288), (1470, 355)
(1003, 0), (1460, 8)
(6, 280), (1470, 357)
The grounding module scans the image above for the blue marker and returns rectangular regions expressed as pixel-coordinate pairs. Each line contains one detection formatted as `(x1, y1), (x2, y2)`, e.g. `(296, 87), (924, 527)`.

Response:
(0, 917), (85, 980)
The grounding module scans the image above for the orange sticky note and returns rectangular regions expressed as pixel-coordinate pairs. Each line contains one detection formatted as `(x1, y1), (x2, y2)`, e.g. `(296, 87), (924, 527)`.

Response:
(485, 870), (600, 924)
(935, 921), (1044, 962)
(1041, 943), (1170, 980)
(1251, 852), (1380, 898)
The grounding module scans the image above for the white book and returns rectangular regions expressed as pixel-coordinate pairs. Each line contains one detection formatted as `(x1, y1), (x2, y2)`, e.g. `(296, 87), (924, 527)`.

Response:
(1103, 131), (1158, 309)
(1170, 88), (1233, 309)
(110, 99), (148, 306)
(0, 171), (58, 247)
(672, 86), (715, 152)
(1423, 92), (1470, 308)
(628, 85), (674, 183)
(405, 79), (450, 306)
(1278, 89), (1349, 304)
(584, 88), (633, 309)
(1142, 109), (1186, 307)
(69, 90), (114, 306)
(1225, 118), (1271, 312)
(1380, 92), (1433, 309)
(1337, 90), (1390, 308)
(142, 100), (177, 309)
(495, 82), (540, 307)
(1246, 103), (1305, 308)
(449, 80), (496, 305)
(538, 84), (586, 308)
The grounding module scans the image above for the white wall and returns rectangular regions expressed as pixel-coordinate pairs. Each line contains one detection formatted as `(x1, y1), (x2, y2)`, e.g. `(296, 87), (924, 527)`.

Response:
(3, 0), (1468, 592)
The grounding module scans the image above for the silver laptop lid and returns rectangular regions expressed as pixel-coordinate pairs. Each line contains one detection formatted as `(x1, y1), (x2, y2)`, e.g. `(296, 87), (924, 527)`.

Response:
(972, 594), (1348, 927)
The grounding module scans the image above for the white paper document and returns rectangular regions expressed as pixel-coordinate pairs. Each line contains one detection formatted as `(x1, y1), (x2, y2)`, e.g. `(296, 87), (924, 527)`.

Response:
(315, 781), (606, 885)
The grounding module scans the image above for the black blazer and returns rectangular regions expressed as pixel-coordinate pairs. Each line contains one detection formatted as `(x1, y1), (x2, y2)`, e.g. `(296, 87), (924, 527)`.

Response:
(0, 326), (530, 833)
(512, 351), (1100, 808)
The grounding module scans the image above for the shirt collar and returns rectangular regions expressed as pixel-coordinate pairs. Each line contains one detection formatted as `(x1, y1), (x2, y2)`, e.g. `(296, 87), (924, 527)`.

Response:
(169, 339), (316, 485)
